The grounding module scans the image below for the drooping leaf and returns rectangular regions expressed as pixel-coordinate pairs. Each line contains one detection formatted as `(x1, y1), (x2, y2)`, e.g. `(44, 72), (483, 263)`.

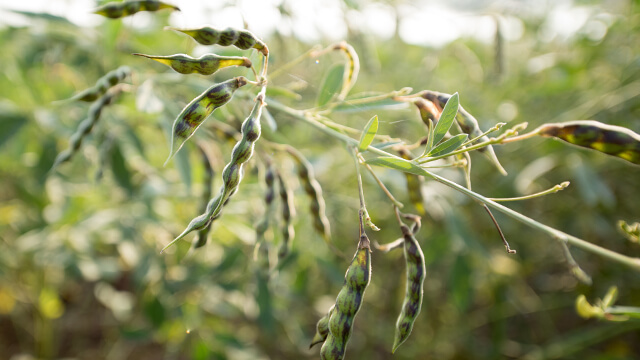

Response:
(358, 115), (378, 152)
(428, 134), (468, 157)
(365, 157), (427, 177)
(316, 64), (344, 107)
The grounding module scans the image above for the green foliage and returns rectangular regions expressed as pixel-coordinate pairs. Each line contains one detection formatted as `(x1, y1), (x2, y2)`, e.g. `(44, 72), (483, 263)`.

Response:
(1, 1), (640, 360)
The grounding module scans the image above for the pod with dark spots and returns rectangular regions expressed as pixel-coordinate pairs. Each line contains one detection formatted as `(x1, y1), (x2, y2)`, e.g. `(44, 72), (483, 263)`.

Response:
(133, 53), (252, 76)
(536, 120), (640, 165)
(286, 148), (332, 244)
(310, 305), (335, 349)
(166, 76), (248, 164)
(93, 0), (179, 19)
(162, 93), (266, 253)
(167, 26), (269, 56)
(392, 224), (426, 353)
(64, 66), (130, 103)
(419, 90), (507, 175)
(413, 98), (441, 128)
(320, 237), (371, 360)
(277, 172), (296, 260)
(51, 90), (120, 171)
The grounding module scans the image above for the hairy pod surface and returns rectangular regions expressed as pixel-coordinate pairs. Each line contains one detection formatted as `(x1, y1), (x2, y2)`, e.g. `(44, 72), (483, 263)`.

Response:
(133, 53), (251, 76)
(163, 94), (265, 252)
(94, 0), (179, 19)
(166, 77), (248, 164)
(420, 90), (507, 175)
(392, 224), (426, 353)
(537, 121), (640, 165)
(320, 237), (371, 360)
(168, 26), (269, 56)
(52, 91), (119, 170)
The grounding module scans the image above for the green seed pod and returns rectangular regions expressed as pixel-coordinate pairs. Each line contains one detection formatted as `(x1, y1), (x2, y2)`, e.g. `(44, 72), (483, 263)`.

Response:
(310, 305), (335, 349)
(133, 53), (252, 76)
(162, 94), (266, 253)
(333, 42), (360, 101)
(166, 76), (248, 164)
(168, 26), (269, 56)
(64, 66), (130, 103)
(320, 236), (371, 360)
(277, 172), (296, 260)
(536, 121), (640, 165)
(420, 90), (507, 175)
(51, 90), (120, 171)
(254, 162), (276, 263)
(93, 1), (180, 19)
(286, 148), (332, 245)
(392, 224), (426, 353)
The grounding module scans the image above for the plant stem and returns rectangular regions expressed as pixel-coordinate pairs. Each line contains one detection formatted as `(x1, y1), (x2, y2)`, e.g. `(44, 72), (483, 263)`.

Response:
(266, 97), (640, 271)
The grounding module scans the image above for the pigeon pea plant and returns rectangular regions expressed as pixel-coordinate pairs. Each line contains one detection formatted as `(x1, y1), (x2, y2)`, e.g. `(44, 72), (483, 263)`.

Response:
(47, 1), (640, 358)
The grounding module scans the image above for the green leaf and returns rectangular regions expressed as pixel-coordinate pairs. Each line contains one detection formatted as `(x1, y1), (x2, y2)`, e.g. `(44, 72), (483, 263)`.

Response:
(365, 157), (428, 177)
(144, 297), (166, 328)
(428, 134), (468, 157)
(371, 140), (404, 150)
(316, 64), (344, 107)
(358, 115), (378, 151)
(432, 92), (459, 147)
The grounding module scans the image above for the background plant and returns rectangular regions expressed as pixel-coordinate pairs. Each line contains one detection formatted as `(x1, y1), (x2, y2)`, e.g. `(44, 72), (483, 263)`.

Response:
(1, 1), (640, 359)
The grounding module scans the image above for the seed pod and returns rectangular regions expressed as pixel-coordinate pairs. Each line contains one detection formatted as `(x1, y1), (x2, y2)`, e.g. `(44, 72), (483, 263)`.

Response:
(286, 148), (332, 244)
(419, 90), (507, 175)
(320, 236), (371, 360)
(254, 162), (276, 262)
(310, 305), (335, 349)
(193, 146), (216, 249)
(332, 42), (360, 101)
(162, 93), (266, 252)
(167, 26), (269, 56)
(398, 149), (426, 217)
(93, 1), (180, 19)
(64, 66), (130, 103)
(536, 121), (640, 165)
(277, 172), (296, 260)
(133, 53), (252, 76)
(392, 224), (426, 353)
(413, 98), (441, 128)
(166, 76), (248, 164)
(51, 90), (120, 171)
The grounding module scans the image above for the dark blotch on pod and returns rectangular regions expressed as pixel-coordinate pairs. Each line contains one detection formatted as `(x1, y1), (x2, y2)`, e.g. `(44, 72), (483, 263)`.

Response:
(538, 120), (640, 165)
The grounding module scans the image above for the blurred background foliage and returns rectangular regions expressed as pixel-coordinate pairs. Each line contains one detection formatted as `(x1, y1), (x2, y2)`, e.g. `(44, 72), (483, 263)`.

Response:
(1, 0), (639, 359)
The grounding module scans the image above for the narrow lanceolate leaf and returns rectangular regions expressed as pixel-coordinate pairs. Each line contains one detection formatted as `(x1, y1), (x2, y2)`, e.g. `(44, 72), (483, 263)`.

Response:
(358, 115), (378, 152)
(316, 64), (345, 107)
(537, 120), (640, 165)
(165, 77), (247, 165)
(428, 134), (468, 157)
(133, 53), (251, 76)
(365, 157), (426, 177)
(432, 92), (459, 147)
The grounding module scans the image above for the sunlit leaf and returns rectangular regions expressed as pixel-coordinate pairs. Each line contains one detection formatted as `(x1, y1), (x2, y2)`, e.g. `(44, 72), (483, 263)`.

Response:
(432, 92), (459, 147)
(358, 115), (378, 152)
(428, 134), (468, 157)
(365, 156), (428, 177)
